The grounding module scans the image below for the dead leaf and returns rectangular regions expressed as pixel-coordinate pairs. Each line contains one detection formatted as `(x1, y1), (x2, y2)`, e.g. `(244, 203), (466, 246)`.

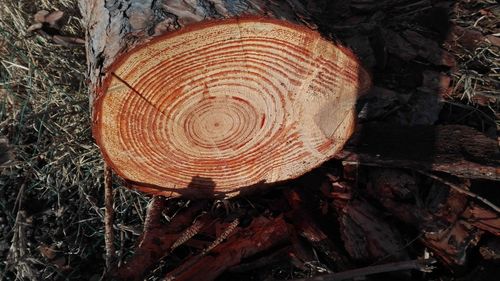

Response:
(33, 10), (49, 23)
(44, 10), (64, 27)
(38, 243), (57, 260)
(33, 10), (64, 27)
(38, 243), (71, 271)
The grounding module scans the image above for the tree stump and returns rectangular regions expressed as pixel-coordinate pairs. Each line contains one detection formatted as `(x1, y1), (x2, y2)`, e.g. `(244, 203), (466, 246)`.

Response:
(80, 1), (370, 197)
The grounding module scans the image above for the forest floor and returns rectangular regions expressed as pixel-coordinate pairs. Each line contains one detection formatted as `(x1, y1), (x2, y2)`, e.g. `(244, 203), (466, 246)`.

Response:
(0, 0), (498, 281)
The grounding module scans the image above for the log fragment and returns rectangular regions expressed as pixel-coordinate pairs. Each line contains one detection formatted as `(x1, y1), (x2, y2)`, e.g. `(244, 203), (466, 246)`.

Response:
(164, 215), (289, 281)
(366, 171), (492, 265)
(81, 0), (370, 197)
(420, 185), (482, 265)
(329, 181), (409, 262)
(338, 124), (500, 180)
(462, 203), (500, 236)
(285, 189), (350, 270)
(365, 169), (421, 225)
(423, 220), (482, 265)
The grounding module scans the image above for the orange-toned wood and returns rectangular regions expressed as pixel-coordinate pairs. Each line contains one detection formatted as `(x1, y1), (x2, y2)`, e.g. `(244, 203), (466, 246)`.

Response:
(80, 1), (370, 197)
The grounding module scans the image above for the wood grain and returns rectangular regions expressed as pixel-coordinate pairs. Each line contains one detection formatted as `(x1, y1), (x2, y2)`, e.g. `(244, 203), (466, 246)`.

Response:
(93, 18), (369, 197)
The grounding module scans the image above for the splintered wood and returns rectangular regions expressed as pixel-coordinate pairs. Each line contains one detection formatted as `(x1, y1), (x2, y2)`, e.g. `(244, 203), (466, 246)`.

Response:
(93, 18), (370, 197)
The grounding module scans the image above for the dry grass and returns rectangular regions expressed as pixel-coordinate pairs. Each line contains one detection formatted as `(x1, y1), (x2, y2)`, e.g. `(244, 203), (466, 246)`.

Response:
(452, 46), (499, 100)
(448, 1), (500, 131)
(0, 1), (147, 280)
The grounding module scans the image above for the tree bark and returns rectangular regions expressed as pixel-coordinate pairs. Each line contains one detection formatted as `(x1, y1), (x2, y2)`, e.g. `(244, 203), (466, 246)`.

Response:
(337, 124), (500, 181)
(164, 216), (289, 281)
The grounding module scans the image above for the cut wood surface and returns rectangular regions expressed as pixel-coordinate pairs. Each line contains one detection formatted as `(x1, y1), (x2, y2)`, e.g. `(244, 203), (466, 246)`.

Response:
(89, 14), (369, 196)
(79, 0), (319, 101)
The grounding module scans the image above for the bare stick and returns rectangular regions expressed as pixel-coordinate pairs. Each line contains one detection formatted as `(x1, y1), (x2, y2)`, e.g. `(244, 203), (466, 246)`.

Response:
(104, 163), (116, 269)
(418, 170), (500, 214)
(290, 258), (436, 281)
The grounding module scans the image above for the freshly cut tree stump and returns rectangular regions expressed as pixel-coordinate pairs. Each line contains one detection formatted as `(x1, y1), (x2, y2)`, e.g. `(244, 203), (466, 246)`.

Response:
(93, 18), (369, 197)
(85, 2), (370, 197)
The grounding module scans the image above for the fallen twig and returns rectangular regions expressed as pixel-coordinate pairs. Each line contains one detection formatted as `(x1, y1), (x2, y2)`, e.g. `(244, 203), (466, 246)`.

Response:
(289, 258), (436, 281)
(104, 163), (115, 269)
(418, 170), (500, 214)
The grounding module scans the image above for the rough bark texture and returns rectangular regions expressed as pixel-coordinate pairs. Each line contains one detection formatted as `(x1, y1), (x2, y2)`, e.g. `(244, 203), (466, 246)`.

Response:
(164, 215), (289, 281)
(111, 199), (207, 280)
(285, 189), (351, 270)
(337, 124), (500, 180)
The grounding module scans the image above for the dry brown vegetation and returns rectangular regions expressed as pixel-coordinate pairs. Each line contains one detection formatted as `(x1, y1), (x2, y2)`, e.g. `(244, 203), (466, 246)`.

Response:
(0, 1), (148, 280)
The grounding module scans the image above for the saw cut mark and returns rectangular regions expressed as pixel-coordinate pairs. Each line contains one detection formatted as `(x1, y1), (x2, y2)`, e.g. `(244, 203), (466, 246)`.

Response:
(94, 18), (369, 196)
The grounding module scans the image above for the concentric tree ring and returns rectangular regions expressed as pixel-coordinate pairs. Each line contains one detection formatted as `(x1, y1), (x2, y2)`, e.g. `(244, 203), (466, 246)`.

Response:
(93, 17), (370, 197)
